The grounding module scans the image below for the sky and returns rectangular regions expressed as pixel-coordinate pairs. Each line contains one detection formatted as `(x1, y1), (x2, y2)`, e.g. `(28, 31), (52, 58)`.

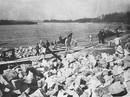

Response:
(0, 0), (130, 20)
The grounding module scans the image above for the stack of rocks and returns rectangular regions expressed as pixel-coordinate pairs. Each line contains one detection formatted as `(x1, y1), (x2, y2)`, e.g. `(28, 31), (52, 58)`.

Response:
(0, 49), (130, 97)
(15, 46), (37, 58)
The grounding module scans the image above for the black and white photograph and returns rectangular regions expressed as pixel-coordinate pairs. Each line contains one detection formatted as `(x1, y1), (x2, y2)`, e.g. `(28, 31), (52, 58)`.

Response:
(0, 0), (130, 97)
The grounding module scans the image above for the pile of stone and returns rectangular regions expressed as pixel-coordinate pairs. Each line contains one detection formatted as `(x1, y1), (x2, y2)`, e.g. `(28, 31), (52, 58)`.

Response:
(15, 46), (37, 58)
(0, 49), (130, 97)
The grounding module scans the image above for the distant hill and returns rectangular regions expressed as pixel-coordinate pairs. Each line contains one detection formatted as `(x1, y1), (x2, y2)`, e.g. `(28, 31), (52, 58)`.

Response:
(75, 12), (129, 23)
(43, 19), (75, 23)
(92, 12), (129, 23)
(1, 12), (129, 24)
(0, 20), (37, 25)
(75, 18), (93, 23)
(43, 12), (130, 24)
(43, 18), (93, 23)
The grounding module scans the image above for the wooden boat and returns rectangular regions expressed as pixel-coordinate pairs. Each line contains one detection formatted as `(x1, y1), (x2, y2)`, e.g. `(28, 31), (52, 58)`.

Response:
(57, 33), (73, 44)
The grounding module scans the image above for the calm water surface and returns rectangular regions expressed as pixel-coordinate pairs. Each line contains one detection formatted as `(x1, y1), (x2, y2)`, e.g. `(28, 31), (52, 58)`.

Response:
(0, 23), (126, 48)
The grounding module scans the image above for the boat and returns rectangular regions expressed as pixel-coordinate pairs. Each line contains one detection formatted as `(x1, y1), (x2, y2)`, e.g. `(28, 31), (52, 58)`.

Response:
(57, 33), (73, 44)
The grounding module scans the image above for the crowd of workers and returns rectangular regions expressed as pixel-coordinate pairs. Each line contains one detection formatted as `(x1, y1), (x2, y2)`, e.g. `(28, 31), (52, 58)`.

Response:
(36, 25), (122, 57)
(97, 29), (105, 44)
(35, 33), (74, 56)
(1, 28), (130, 97)
(0, 25), (124, 62)
(35, 39), (50, 56)
(35, 25), (123, 58)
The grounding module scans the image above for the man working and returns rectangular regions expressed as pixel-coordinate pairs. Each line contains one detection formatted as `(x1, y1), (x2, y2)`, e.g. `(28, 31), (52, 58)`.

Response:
(36, 43), (40, 56)
(114, 35), (124, 58)
(65, 33), (72, 53)
(98, 29), (105, 44)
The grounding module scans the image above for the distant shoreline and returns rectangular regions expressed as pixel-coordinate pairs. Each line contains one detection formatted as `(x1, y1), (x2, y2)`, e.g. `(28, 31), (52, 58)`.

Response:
(0, 20), (37, 25)
(0, 12), (129, 25)
(43, 21), (126, 24)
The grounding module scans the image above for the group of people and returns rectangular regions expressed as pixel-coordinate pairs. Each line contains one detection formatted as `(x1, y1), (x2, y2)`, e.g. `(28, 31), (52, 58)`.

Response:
(113, 34), (130, 59)
(35, 33), (73, 56)
(35, 26), (124, 57)
(53, 33), (73, 53)
(88, 29), (106, 44)
(35, 39), (50, 56)
(88, 25), (129, 59)
(97, 29), (105, 44)
(97, 26), (122, 44)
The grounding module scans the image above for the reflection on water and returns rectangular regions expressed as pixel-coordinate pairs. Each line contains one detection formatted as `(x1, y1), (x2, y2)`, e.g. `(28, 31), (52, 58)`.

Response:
(0, 23), (126, 47)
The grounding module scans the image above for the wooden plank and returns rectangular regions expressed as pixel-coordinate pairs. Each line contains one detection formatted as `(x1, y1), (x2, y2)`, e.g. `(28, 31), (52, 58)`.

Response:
(0, 55), (44, 66)
(46, 47), (62, 61)
(0, 48), (64, 65)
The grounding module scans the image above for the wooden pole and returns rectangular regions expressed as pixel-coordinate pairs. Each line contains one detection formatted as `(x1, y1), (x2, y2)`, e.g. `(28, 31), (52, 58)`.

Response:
(46, 47), (62, 61)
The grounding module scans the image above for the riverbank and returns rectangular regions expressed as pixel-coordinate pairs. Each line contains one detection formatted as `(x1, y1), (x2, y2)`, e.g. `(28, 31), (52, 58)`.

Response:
(0, 30), (127, 62)
(0, 20), (37, 25)
(0, 32), (130, 97)
(0, 22), (127, 48)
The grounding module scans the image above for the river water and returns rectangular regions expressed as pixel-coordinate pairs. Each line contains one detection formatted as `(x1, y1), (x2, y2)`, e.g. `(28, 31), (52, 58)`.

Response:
(0, 22), (126, 48)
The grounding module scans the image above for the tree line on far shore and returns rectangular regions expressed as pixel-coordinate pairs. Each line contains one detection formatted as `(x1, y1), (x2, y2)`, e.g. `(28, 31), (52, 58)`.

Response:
(0, 12), (130, 25)
(0, 20), (37, 25)
(92, 12), (130, 23)
(44, 12), (130, 24)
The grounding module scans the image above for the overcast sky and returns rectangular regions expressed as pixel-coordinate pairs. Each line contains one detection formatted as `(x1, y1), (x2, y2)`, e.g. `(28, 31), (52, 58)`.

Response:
(0, 0), (130, 20)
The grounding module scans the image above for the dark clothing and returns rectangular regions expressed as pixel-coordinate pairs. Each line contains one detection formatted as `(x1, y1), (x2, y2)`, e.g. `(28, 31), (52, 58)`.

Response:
(115, 30), (119, 36)
(42, 42), (46, 48)
(36, 44), (40, 56)
(98, 31), (102, 43)
(46, 41), (50, 48)
(59, 36), (62, 42)
(102, 32), (105, 44)
(98, 35), (102, 43)
(41, 42), (46, 48)
(98, 30), (105, 44)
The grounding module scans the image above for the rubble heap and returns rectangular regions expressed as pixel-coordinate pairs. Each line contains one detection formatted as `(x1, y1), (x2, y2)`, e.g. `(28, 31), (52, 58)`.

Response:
(0, 49), (130, 97)
(15, 46), (38, 58)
